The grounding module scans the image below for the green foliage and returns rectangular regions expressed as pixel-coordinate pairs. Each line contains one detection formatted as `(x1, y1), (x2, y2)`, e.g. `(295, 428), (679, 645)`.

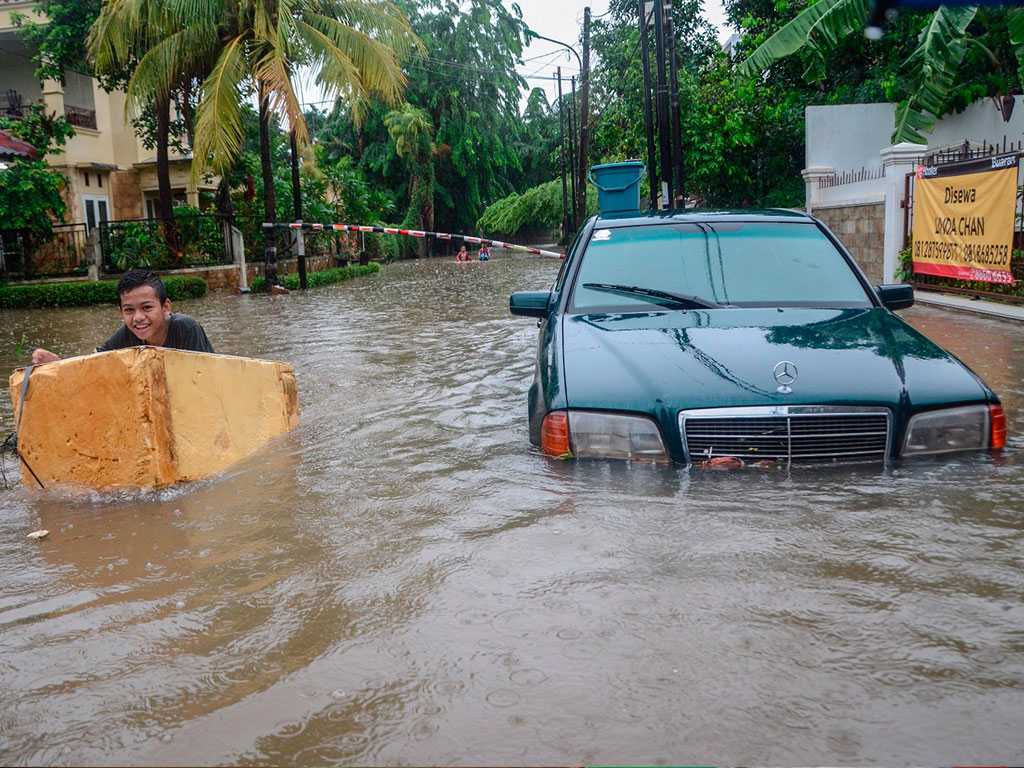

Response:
(102, 208), (225, 270)
(318, 0), (530, 236)
(737, 0), (1024, 145)
(891, 6), (976, 144)
(0, 105), (75, 247)
(249, 263), (380, 292)
(164, 276), (209, 301)
(11, 0), (102, 83)
(589, 0), (807, 208)
(0, 276), (206, 309)
(104, 222), (164, 271)
(477, 180), (590, 235)
(172, 206), (223, 265)
(895, 242), (915, 283)
(898, 243), (1024, 298)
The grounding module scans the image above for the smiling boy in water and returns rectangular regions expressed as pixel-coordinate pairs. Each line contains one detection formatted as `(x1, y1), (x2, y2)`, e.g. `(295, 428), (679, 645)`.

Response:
(31, 268), (214, 364)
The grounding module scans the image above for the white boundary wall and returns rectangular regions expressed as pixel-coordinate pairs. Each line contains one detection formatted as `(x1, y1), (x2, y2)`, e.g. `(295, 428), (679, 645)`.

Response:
(804, 98), (1024, 282)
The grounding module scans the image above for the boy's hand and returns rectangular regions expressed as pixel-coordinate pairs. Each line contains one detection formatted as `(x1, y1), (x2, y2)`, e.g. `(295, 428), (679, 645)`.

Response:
(31, 349), (61, 365)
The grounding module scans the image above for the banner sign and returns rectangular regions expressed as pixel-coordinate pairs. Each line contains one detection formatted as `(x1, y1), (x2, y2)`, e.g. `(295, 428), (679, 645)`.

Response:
(911, 153), (1019, 284)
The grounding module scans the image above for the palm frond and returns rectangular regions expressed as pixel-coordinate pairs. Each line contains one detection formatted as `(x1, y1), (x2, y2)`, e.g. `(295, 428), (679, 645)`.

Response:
(127, 22), (220, 107)
(1007, 6), (1024, 93)
(737, 0), (868, 78)
(191, 35), (250, 178)
(254, 47), (309, 145)
(302, 14), (408, 103)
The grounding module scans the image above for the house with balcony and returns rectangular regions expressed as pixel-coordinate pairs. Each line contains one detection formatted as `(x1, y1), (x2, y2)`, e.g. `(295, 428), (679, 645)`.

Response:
(0, 0), (217, 242)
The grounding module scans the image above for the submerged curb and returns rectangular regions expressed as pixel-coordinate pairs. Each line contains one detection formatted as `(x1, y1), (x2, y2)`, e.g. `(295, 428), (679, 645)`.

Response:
(914, 290), (1024, 323)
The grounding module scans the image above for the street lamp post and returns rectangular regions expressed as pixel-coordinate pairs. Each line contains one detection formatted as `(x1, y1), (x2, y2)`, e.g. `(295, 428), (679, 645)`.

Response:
(525, 27), (588, 233)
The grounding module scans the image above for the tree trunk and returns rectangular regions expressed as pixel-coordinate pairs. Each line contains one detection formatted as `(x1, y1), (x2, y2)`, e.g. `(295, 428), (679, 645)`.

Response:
(259, 82), (278, 289)
(155, 92), (178, 263)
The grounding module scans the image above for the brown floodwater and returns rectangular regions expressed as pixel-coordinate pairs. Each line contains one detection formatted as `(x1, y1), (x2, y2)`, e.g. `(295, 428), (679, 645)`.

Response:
(1, 256), (1023, 766)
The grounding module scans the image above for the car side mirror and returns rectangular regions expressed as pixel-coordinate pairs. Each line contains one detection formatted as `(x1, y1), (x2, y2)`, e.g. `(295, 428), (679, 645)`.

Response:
(876, 284), (914, 311)
(509, 291), (552, 318)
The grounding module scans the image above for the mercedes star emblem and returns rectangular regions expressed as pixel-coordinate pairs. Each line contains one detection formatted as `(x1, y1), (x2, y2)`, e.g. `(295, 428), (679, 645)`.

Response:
(773, 360), (797, 393)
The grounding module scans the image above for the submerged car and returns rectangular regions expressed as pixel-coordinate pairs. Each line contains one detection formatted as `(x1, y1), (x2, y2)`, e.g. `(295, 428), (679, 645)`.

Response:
(510, 210), (1006, 465)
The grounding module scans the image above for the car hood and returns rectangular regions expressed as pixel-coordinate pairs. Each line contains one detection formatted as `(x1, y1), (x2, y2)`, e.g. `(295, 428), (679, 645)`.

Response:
(560, 308), (991, 412)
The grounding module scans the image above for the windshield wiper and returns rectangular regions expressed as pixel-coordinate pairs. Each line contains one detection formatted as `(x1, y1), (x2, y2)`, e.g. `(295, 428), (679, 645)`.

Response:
(582, 283), (724, 309)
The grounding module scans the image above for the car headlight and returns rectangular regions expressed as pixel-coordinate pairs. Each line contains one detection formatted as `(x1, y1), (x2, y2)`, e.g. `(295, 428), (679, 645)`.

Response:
(902, 405), (993, 456)
(541, 410), (669, 462)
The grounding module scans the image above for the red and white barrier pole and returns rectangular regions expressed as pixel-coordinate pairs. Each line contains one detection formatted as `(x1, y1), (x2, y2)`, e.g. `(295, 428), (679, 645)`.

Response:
(264, 222), (565, 259)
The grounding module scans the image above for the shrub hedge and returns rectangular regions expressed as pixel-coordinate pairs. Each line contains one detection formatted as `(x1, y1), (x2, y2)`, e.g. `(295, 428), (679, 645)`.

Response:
(249, 262), (381, 293)
(0, 275), (208, 309)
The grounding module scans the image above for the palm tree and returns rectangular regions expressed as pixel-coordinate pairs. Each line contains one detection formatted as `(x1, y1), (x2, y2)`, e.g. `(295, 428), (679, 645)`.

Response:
(738, 3), (1024, 144)
(384, 102), (437, 255)
(96, 0), (420, 287)
(89, 0), (195, 259)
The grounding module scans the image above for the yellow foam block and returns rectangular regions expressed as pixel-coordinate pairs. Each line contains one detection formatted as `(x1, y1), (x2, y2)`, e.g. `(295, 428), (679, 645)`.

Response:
(9, 347), (300, 489)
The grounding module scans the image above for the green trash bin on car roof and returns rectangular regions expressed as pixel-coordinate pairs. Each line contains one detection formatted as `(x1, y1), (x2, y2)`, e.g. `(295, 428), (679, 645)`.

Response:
(588, 161), (647, 214)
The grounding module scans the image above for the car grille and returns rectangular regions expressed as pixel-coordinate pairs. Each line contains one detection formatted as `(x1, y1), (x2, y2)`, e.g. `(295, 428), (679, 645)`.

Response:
(680, 406), (891, 464)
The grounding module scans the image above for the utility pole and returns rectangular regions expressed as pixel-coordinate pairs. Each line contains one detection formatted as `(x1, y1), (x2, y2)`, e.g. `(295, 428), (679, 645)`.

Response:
(290, 129), (307, 289)
(666, 2), (685, 207)
(639, 0), (657, 210)
(568, 76), (578, 230)
(652, 0), (672, 208)
(576, 6), (591, 227)
(557, 67), (570, 244)
(523, 26), (584, 233)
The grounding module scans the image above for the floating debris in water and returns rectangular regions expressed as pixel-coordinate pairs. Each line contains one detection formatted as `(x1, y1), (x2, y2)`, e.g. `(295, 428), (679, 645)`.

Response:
(701, 456), (742, 469)
(27, 529), (49, 540)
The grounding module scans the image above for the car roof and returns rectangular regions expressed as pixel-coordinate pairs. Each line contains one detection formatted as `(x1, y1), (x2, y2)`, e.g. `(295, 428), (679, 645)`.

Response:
(593, 208), (815, 228)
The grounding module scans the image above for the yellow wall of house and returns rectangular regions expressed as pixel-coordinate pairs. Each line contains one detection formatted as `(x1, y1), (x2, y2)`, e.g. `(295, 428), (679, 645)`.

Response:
(2, 2), (217, 226)
(0, 3), (43, 31)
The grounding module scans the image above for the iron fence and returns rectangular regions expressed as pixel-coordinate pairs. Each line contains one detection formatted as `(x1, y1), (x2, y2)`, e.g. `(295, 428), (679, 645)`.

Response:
(0, 223), (89, 279)
(818, 165), (885, 189)
(233, 216), (356, 266)
(98, 213), (233, 273)
(901, 137), (1024, 302)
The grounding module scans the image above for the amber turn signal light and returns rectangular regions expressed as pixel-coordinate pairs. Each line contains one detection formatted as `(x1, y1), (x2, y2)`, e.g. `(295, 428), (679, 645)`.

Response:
(990, 405), (1007, 449)
(541, 411), (571, 457)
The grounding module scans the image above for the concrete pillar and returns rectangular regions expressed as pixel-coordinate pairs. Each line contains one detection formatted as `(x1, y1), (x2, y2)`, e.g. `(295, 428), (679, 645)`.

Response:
(880, 142), (922, 283)
(801, 166), (834, 214)
(186, 179), (199, 208)
(41, 77), (65, 117)
(226, 223), (248, 291)
(86, 230), (101, 281)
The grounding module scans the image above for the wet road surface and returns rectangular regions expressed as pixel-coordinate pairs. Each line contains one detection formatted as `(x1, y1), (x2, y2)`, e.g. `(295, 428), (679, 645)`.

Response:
(1, 256), (1022, 766)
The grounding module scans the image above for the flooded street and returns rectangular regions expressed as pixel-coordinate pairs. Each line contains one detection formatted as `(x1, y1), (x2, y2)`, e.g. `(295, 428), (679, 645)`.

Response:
(1, 255), (1023, 766)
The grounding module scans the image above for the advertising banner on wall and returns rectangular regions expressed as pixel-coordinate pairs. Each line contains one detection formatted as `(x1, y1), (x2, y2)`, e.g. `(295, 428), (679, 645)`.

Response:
(911, 153), (1018, 284)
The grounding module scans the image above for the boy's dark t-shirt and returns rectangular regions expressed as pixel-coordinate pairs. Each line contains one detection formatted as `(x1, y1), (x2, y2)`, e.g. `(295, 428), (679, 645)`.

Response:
(96, 313), (215, 354)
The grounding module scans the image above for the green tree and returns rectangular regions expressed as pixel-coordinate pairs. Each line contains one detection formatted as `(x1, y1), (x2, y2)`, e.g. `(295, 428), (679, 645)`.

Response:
(738, 2), (1024, 143)
(0, 104), (75, 247)
(11, 0), (102, 83)
(385, 102), (436, 254)
(513, 88), (559, 191)
(129, 0), (420, 287)
(89, 0), (201, 259)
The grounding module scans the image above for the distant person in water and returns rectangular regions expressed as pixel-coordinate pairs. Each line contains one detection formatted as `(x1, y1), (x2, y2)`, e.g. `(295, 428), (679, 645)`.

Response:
(455, 245), (472, 262)
(31, 269), (215, 364)
(478, 246), (490, 261)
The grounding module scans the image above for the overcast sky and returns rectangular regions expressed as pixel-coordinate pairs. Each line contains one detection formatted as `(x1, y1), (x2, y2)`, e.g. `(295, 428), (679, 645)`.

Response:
(513, 0), (735, 105)
(296, 0), (735, 114)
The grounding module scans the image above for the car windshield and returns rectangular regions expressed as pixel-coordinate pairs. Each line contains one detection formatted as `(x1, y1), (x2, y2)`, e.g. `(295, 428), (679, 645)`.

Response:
(570, 221), (873, 311)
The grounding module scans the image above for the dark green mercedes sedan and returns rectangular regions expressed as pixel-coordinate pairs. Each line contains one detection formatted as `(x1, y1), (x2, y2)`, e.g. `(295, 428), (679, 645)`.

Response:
(510, 210), (1006, 465)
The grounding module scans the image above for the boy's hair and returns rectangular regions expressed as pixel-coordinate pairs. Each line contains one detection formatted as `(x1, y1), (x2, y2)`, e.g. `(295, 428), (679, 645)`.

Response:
(117, 268), (167, 305)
